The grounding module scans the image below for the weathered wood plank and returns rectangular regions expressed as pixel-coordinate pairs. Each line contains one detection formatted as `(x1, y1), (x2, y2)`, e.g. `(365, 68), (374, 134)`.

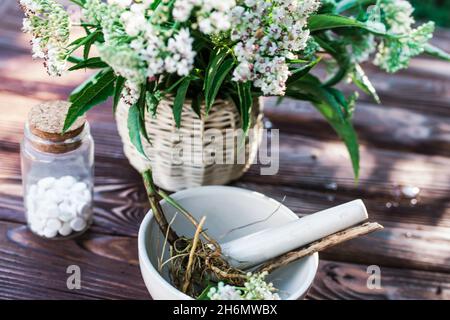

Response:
(234, 181), (450, 229)
(355, 69), (450, 117)
(0, 221), (150, 300)
(265, 97), (450, 157)
(308, 260), (450, 300)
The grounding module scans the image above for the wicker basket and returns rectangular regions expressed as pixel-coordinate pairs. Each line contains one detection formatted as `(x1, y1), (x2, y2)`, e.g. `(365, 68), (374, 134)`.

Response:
(116, 97), (264, 191)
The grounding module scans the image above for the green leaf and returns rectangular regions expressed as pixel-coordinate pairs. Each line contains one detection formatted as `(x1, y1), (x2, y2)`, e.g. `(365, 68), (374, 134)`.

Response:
(313, 35), (338, 55)
(113, 76), (126, 113)
(67, 56), (83, 64)
(287, 57), (321, 85)
(64, 68), (115, 131)
(196, 284), (215, 300)
(150, 0), (163, 10)
(204, 48), (229, 110)
(313, 34), (351, 87)
(128, 103), (147, 158)
(191, 93), (202, 118)
(69, 68), (108, 102)
(68, 57), (108, 71)
(137, 87), (151, 143)
(205, 58), (234, 113)
(83, 31), (101, 60)
(146, 91), (162, 117)
(236, 81), (253, 134)
(68, 30), (101, 53)
(315, 99), (360, 179)
(351, 64), (380, 104)
(308, 14), (388, 36)
(286, 76), (360, 178)
(424, 43), (450, 62)
(173, 77), (191, 128)
(69, 0), (86, 6)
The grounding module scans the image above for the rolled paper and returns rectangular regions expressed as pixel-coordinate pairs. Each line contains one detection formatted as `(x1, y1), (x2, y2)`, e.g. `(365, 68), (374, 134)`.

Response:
(220, 199), (368, 269)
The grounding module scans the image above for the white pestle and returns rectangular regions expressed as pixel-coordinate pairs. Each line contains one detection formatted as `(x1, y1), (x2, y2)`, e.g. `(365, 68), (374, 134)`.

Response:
(220, 199), (368, 269)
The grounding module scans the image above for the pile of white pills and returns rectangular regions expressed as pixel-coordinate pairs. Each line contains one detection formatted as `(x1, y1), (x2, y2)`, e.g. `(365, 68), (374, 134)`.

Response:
(25, 176), (92, 238)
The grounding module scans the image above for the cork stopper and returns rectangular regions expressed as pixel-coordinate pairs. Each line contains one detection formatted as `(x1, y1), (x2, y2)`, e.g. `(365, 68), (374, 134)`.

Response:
(27, 101), (86, 154)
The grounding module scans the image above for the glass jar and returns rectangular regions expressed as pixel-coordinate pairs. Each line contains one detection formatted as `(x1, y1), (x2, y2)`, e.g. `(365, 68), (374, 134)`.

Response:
(21, 101), (94, 239)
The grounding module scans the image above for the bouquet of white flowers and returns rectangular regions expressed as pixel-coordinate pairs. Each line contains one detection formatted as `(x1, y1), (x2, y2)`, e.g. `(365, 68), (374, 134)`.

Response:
(19, 0), (450, 177)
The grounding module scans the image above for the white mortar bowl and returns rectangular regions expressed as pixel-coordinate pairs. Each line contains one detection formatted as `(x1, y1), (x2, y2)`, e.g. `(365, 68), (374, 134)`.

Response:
(138, 186), (319, 300)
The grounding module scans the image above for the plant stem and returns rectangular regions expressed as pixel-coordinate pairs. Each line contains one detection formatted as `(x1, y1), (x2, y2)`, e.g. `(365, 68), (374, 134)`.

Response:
(182, 216), (206, 294)
(259, 222), (383, 273)
(142, 170), (178, 245)
(158, 189), (220, 250)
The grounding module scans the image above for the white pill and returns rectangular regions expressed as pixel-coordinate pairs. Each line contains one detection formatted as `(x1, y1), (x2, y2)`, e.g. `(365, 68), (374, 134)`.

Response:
(71, 182), (88, 193)
(81, 189), (92, 202)
(58, 210), (74, 222)
(59, 200), (77, 213)
(43, 227), (58, 238)
(55, 176), (77, 189)
(71, 195), (83, 206)
(43, 189), (64, 204)
(70, 218), (87, 232)
(29, 218), (45, 234)
(46, 218), (62, 231)
(58, 222), (73, 237)
(76, 203), (90, 216)
(37, 187), (46, 198)
(31, 218), (46, 230)
(36, 201), (59, 218)
(37, 177), (56, 190)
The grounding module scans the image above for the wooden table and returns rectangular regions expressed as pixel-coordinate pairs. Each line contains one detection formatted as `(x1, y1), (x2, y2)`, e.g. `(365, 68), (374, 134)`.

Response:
(1, 2), (450, 300)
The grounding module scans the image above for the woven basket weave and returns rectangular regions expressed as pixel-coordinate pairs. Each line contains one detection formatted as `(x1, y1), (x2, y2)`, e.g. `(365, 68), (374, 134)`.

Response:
(116, 97), (263, 191)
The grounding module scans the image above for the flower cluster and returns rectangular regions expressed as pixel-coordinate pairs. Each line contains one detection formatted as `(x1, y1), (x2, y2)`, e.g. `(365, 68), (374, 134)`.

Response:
(374, 0), (435, 72)
(231, 0), (320, 95)
(82, 0), (199, 103)
(207, 272), (281, 300)
(172, 0), (236, 34)
(19, 0), (70, 76)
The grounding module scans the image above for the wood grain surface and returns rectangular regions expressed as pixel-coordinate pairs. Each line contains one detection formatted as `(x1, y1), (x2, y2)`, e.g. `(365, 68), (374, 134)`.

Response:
(0, 1), (449, 300)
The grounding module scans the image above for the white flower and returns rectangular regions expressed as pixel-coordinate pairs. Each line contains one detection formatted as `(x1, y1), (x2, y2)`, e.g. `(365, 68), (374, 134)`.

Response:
(121, 10), (147, 37)
(172, 1), (194, 22)
(209, 11), (230, 31)
(206, 272), (280, 300)
(382, 0), (415, 35)
(31, 38), (45, 59)
(165, 28), (196, 76)
(122, 80), (141, 105)
(19, 0), (42, 14)
(20, 0), (70, 76)
(198, 18), (213, 34)
(208, 282), (243, 300)
(22, 18), (33, 33)
(45, 43), (67, 76)
(231, 0), (320, 95)
(173, 0), (235, 34)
